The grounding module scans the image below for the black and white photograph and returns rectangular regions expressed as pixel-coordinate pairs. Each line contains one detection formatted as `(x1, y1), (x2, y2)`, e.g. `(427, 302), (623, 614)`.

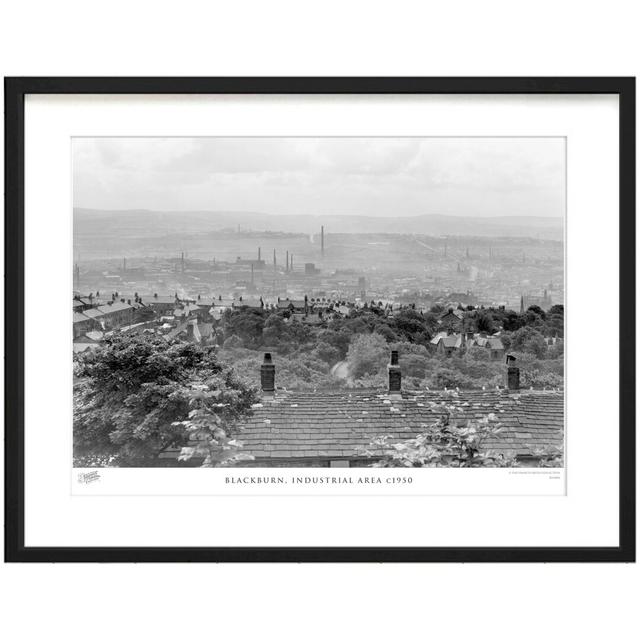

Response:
(72, 136), (565, 470)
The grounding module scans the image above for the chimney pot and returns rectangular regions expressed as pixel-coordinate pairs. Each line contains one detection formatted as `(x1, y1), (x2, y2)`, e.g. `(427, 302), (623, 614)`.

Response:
(388, 350), (401, 395)
(261, 352), (275, 395)
(506, 355), (519, 390)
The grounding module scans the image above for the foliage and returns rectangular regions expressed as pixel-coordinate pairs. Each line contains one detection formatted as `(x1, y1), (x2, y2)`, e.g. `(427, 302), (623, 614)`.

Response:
(221, 308), (266, 349)
(360, 398), (563, 468)
(510, 326), (548, 358)
(218, 347), (341, 390)
(74, 333), (256, 466)
(359, 399), (518, 467)
(204, 303), (564, 390)
(346, 333), (389, 379)
(476, 310), (495, 334)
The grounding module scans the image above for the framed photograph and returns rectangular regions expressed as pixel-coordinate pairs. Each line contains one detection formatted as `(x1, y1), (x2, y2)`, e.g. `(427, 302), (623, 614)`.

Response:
(5, 77), (635, 562)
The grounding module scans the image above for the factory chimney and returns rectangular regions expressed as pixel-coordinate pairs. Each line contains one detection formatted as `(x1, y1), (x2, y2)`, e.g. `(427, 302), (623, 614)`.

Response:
(286, 250), (289, 272)
(321, 225), (325, 257)
(258, 247), (261, 261)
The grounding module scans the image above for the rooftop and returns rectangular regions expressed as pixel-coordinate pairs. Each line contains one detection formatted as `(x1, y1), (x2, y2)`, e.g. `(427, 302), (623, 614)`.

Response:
(96, 301), (133, 314)
(165, 388), (563, 466)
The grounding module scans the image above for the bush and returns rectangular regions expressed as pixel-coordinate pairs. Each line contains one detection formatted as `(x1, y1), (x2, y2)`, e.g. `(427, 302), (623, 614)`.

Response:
(401, 354), (430, 379)
(347, 333), (389, 379)
(428, 368), (474, 389)
(312, 341), (342, 364)
(223, 334), (243, 349)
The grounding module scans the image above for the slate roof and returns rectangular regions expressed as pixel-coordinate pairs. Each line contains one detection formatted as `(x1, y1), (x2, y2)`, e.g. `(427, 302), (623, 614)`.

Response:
(277, 299), (305, 310)
(78, 330), (104, 342)
(234, 299), (264, 309)
(73, 342), (100, 354)
(218, 388), (564, 465)
(441, 335), (462, 348)
(82, 307), (105, 319)
(97, 301), (133, 314)
(441, 309), (464, 320)
(148, 296), (178, 305)
(174, 303), (200, 317)
(430, 331), (448, 345)
(73, 312), (90, 324)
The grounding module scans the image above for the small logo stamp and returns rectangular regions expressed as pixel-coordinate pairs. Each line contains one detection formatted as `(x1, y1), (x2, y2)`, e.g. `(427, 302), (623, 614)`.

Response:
(78, 470), (101, 484)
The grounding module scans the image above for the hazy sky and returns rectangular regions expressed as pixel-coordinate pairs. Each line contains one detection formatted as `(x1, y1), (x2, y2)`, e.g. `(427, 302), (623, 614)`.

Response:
(73, 137), (565, 218)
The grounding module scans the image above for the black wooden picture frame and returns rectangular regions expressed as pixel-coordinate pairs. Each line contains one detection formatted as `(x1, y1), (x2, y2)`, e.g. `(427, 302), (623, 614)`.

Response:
(4, 77), (635, 562)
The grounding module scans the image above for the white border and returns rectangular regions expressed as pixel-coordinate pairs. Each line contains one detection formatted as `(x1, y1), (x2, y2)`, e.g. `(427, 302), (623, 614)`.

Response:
(24, 94), (618, 547)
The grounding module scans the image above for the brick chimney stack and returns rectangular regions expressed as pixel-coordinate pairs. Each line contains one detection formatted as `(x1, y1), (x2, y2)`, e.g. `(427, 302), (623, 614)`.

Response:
(261, 352), (275, 396)
(321, 225), (325, 257)
(506, 354), (520, 390)
(388, 350), (401, 397)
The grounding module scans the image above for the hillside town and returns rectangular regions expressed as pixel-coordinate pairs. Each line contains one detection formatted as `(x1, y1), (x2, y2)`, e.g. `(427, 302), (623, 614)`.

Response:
(72, 138), (564, 469)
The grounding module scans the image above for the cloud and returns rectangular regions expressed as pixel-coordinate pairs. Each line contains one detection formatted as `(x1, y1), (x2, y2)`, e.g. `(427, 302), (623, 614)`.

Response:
(73, 137), (565, 217)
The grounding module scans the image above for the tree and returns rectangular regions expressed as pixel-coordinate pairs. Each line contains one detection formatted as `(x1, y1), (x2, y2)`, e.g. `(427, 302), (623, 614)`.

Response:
(222, 308), (266, 349)
(262, 313), (290, 348)
(502, 310), (525, 332)
(312, 340), (342, 364)
(401, 353), (430, 379)
(74, 334), (257, 466)
(510, 326), (547, 358)
(524, 305), (546, 327)
(476, 310), (495, 334)
(546, 304), (564, 338)
(391, 308), (435, 344)
(346, 333), (388, 379)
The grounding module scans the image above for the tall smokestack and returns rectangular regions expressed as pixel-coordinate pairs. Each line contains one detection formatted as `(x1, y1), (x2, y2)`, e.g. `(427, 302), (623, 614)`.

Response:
(273, 249), (276, 269)
(123, 257), (126, 272)
(286, 251), (289, 272)
(258, 247), (261, 261)
(321, 225), (325, 257)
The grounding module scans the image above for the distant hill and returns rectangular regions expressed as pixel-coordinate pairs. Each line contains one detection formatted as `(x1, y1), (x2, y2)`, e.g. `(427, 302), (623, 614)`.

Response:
(74, 208), (563, 240)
